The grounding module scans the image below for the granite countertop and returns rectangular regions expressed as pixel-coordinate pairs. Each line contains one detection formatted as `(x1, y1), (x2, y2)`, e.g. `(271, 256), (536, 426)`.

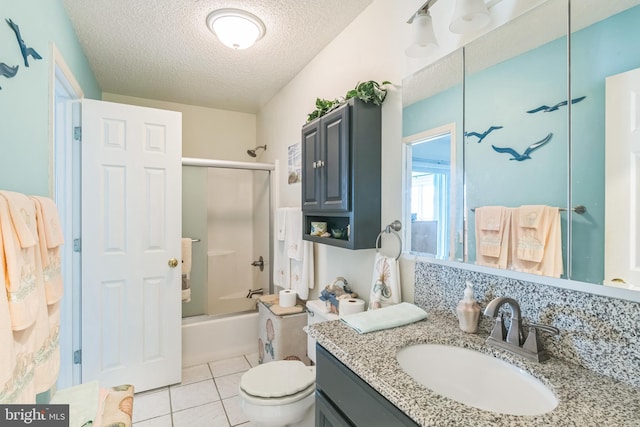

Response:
(307, 312), (640, 427)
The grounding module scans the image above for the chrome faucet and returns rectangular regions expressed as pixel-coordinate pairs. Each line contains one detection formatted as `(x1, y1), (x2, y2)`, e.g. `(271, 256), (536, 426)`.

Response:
(484, 297), (559, 362)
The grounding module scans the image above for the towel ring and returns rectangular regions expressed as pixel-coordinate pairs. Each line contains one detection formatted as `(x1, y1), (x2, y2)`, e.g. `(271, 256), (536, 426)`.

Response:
(375, 220), (402, 260)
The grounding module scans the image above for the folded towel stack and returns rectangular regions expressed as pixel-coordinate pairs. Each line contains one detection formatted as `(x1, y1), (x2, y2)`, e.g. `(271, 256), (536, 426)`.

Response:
(340, 302), (427, 334)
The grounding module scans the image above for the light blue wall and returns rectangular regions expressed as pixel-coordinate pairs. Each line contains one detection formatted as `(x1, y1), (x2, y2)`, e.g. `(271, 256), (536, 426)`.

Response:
(0, 0), (100, 196)
(402, 5), (640, 284)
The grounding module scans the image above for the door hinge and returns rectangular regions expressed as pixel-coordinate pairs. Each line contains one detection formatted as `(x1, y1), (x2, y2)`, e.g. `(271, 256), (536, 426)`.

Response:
(73, 350), (81, 364)
(74, 126), (82, 141)
(73, 238), (81, 252)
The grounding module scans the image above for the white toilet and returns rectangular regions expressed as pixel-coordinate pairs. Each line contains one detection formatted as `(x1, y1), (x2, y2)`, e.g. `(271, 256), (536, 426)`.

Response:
(238, 300), (339, 427)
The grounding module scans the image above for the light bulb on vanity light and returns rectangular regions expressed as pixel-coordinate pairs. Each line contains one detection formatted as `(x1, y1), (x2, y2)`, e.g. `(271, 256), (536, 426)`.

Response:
(405, 11), (439, 58)
(449, 0), (491, 34)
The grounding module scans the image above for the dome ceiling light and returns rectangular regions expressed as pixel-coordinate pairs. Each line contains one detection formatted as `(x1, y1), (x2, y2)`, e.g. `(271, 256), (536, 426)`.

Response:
(206, 9), (266, 50)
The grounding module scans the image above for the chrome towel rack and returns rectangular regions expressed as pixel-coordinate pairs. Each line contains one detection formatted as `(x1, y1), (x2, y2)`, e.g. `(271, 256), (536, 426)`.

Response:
(470, 205), (586, 214)
(375, 220), (403, 260)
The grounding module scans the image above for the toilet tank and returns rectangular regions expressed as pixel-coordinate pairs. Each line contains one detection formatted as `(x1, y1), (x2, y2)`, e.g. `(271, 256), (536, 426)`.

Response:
(306, 300), (340, 364)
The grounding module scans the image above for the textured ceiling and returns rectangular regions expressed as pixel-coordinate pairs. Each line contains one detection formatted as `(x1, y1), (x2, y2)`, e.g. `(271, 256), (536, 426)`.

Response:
(62, 0), (373, 113)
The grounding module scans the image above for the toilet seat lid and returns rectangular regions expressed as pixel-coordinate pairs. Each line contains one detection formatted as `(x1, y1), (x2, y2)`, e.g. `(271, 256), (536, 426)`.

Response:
(240, 360), (315, 398)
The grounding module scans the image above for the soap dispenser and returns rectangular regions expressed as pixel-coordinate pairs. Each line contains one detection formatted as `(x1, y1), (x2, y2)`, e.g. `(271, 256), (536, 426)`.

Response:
(456, 281), (480, 333)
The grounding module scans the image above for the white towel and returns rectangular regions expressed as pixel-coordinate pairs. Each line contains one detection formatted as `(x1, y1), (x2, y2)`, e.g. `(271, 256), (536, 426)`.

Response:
(290, 241), (314, 300)
(276, 208), (287, 241)
(181, 238), (192, 302)
(285, 209), (304, 260)
(368, 253), (401, 310)
(273, 239), (290, 289)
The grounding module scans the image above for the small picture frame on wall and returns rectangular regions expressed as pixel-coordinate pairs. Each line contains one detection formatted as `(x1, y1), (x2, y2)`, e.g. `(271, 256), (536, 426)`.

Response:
(288, 143), (301, 184)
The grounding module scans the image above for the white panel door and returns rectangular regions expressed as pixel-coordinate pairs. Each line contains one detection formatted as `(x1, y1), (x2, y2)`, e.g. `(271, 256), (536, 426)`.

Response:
(81, 99), (182, 391)
(604, 67), (640, 291)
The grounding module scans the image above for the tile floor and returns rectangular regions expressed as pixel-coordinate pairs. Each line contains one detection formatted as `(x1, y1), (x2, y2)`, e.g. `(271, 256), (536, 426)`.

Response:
(132, 353), (259, 427)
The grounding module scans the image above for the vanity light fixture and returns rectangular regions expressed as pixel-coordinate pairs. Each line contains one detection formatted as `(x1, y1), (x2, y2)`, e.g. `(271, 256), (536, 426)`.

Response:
(206, 9), (266, 50)
(449, 0), (491, 34)
(405, 9), (439, 58)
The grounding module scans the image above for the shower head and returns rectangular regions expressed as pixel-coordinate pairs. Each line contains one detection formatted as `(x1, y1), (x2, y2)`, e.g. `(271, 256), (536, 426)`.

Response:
(247, 145), (267, 157)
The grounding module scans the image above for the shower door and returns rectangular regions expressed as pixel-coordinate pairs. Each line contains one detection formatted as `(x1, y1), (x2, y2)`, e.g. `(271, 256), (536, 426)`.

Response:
(182, 164), (271, 317)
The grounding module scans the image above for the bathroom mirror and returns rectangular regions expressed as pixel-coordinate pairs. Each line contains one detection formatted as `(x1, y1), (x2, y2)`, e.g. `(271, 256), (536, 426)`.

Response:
(403, 49), (464, 261)
(402, 0), (640, 292)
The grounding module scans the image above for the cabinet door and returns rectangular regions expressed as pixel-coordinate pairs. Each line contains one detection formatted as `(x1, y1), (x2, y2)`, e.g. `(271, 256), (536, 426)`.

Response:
(320, 105), (350, 211)
(302, 122), (321, 210)
(316, 391), (354, 427)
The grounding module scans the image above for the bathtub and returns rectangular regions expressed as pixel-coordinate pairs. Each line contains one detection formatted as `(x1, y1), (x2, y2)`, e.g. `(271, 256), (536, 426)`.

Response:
(182, 310), (259, 367)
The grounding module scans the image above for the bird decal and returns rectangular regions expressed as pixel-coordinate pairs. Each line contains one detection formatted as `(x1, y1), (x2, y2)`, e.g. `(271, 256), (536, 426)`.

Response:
(526, 96), (586, 114)
(0, 63), (19, 89)
(491, 132), (553, 161)
(465, 125), (503, 143)
(6, 19), (42, 67)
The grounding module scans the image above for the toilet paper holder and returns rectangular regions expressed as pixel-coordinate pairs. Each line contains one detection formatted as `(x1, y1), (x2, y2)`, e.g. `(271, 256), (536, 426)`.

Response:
(375, 220), (402, 260)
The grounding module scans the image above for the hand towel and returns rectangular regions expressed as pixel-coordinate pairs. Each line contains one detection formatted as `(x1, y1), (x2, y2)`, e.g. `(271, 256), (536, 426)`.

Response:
(0, 235), (18, 403)
(475, 207), (512, 269)
(341, 302), (427, 334)
(289, 241), (314, 300)
(368, 253), (401, 310)
(181, 238), (192, 302)
(276, 208), (288, 241)
(0, 191), (40, 331)
(285, 209), (304, 260)
(514, 205), (547, 263)
(475, 206), (507, 257)
(30, 197), (64, 305)
(510, 206), (563, 278)
(273, 238), (290, 289)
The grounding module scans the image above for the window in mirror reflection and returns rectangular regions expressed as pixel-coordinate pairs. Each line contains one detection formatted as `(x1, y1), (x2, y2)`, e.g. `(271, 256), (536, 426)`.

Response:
(405, 124), (456, 260)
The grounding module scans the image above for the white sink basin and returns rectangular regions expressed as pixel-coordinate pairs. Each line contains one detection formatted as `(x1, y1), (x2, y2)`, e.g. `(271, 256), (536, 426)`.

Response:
(396, 344), (558, 416)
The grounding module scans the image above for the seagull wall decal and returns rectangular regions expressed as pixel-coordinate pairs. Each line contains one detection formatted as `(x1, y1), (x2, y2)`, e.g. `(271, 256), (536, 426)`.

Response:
(465, 125), (503, 143)
(6, 18), (42, 67)
(491, 132), (553, 161)
(0, 63), (19, 89)
(526, 96), (586, 114)
(0, 63), (18, 78)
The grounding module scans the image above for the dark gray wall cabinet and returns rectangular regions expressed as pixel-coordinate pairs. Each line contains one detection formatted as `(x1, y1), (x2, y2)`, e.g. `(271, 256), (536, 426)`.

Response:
(301, 98), (381, 249)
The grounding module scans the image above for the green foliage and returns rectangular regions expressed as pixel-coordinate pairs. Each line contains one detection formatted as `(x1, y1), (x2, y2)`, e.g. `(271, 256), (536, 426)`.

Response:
(306, 80), (392, 123)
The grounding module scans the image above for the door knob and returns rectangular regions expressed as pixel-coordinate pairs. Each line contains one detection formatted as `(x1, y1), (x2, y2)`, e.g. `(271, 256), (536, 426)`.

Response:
(168, 258), (179, 268)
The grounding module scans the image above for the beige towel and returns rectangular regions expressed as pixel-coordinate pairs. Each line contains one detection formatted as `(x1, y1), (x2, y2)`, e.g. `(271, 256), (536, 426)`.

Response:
(514, 205), (547, 263)
(475, 207), (512, 269)
(181, 238), (192, 302)
(368, 253), (402, 310)
(510, 206), (563, 278)
(0, 191), (40, 331)
(30, 197), (64, 305)
(0, 231), (19, 403)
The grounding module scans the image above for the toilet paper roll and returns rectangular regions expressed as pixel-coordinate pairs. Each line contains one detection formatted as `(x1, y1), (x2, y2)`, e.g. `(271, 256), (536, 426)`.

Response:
(279, 289), (297, 308)
(339, 298), (365, 318)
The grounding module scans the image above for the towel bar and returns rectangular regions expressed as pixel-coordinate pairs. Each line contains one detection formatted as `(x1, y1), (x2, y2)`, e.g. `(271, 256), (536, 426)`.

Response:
(470, 205), (586, 214)
(375, 220), (403, 260)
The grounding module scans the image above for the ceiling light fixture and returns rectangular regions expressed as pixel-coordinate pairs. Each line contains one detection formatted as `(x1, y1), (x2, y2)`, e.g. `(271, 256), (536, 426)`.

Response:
(206, 9), (266, 50)
(449, 0), (491, 34)
(405, 10), (439, 58)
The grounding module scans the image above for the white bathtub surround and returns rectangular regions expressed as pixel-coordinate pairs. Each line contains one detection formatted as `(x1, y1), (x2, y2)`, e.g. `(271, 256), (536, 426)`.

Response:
(182, 312), (258, 367)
